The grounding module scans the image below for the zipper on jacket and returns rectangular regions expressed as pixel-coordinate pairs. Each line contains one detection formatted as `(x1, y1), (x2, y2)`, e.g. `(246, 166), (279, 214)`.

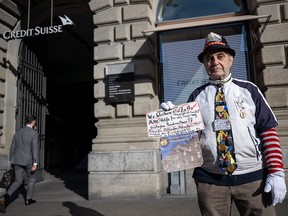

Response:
(247, 127), (261, 161)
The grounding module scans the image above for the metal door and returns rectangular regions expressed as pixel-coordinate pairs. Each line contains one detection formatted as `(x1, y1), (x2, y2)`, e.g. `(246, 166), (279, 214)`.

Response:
(16, 40), (47, 182)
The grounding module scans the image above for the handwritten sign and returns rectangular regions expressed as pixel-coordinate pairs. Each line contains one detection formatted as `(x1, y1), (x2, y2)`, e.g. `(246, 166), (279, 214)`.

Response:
(146, 102), (205, 172)
(146, 102), (205, 138)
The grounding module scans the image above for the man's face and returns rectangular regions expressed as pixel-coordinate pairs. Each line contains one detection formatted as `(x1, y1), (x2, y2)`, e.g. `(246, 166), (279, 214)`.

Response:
(203, 51), (234, 80)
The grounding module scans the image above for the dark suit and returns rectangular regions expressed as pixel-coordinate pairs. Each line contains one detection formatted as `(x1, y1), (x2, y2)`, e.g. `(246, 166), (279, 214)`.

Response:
(8, 126), (39, 200)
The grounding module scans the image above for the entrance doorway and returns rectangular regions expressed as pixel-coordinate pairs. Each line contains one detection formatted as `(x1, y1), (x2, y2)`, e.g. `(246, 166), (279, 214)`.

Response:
(45, 81), (95, 170)
(16, 7), (95, 173)
(44, 12), (95, 171)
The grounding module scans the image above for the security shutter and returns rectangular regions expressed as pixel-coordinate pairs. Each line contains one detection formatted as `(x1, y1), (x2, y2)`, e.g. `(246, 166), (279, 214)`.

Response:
(160, 24), (248, 104)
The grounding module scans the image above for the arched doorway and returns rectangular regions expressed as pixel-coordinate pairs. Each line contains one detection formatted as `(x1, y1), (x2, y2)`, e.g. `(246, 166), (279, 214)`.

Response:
(14, 1), (95, 176)
(44, 11), (95, 171)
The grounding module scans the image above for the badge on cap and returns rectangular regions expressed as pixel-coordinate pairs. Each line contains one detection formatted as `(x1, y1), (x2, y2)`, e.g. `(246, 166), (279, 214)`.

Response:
(205, 32), (222, 43)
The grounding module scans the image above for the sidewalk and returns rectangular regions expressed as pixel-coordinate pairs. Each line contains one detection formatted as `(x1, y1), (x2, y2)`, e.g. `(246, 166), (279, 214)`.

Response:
(1, 170), (287, 216)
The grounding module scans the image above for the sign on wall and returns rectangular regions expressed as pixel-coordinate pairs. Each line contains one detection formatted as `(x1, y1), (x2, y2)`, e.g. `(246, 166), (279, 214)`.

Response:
(105, 62), (135, 104)
(3, 15), (74, 40)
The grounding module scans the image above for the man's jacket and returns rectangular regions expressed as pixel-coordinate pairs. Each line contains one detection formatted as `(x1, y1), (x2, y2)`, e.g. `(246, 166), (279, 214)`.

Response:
(9, 126), (39, 166)
(187, 74), (278, 175)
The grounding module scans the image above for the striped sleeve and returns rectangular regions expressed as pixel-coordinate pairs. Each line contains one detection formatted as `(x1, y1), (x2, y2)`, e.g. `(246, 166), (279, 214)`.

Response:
(260, 128), (284, 174)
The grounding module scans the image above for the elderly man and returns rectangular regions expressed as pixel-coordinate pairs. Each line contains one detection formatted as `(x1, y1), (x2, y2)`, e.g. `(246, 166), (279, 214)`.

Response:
(162, 32), (286, 216)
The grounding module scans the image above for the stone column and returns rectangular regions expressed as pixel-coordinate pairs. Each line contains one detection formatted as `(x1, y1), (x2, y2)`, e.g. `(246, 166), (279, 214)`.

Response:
(88, 0), (163, 199)
(256, 0), (288, 172)
(0, 0), (20, 195)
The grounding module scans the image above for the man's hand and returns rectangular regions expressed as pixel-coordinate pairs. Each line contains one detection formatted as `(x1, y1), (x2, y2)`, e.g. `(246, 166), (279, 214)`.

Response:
(264, 171), (287, 206)
(161, 101), (175, 111)
(31, 164), (37, 172)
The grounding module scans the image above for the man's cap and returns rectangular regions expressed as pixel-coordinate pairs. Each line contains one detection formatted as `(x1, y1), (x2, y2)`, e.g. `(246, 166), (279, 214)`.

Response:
(198, 32), (235, 63)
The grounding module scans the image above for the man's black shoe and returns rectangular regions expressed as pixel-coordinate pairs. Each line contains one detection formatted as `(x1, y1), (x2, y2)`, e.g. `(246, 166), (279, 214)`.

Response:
(0, 197), (5, 213)
(0, 202), (5, 213)
(0, 194), (11, 213)
(0, 199), (5, 213)
(25, 199), (36, 205)
(4, 194), (10, 203)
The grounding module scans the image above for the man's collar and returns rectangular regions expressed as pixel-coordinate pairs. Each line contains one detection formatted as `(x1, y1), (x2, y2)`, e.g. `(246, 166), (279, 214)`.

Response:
(209, 73), (232, 86)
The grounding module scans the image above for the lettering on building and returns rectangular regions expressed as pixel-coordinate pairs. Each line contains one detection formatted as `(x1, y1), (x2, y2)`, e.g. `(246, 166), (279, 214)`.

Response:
(3, 15), (74, 40)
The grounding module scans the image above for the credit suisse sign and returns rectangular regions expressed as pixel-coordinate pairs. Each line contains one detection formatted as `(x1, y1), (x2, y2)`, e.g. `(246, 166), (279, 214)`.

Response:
(3, 15), (74, 40)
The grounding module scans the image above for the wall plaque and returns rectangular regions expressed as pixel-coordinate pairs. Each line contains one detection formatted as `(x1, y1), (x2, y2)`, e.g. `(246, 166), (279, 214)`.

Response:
(105, 63), (135, 103)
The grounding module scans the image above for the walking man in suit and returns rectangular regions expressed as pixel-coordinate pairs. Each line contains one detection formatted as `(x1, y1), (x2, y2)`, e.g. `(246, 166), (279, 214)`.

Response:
(0, 114), (39, 213)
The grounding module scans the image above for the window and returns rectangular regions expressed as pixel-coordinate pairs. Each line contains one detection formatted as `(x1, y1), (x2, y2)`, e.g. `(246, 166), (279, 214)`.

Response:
(157, 0), (246, 22)
(160, 23), (249, 104)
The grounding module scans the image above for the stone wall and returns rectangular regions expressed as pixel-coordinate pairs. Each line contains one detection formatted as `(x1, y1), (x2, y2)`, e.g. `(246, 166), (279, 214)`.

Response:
(0, 0), (20, 195)
(0, 1), (12, 148)
(88, 0), (163, 199)
(0, 0), (19, 162)
(256, 0), (288, 169)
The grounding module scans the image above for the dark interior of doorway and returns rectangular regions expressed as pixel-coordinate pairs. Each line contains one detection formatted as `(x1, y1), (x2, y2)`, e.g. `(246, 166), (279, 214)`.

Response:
(45, 81), (95, 171)
(43, 13), (95, 171)
(19, 35), (95, 172)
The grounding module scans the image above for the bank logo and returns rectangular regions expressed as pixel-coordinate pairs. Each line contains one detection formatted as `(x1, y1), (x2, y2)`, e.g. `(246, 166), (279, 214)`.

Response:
(3, 15), (74, 40)
(59, 15), (74, 26)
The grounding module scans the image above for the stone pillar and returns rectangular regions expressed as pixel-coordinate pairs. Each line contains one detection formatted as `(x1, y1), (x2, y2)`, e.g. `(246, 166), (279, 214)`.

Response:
(0, 0), (20, 195)
(0, 0), (19, 168)
(256, 1), (288, 172)
(88, 0), (163, 199)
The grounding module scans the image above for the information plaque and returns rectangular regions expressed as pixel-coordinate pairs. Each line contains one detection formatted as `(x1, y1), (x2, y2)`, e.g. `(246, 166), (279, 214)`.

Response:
(106, 73), (134, 103)
(105, 63), (135, 104)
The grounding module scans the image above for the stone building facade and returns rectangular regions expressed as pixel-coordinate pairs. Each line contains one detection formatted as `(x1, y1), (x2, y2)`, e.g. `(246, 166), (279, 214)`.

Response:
(0, 0), (287, 200)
